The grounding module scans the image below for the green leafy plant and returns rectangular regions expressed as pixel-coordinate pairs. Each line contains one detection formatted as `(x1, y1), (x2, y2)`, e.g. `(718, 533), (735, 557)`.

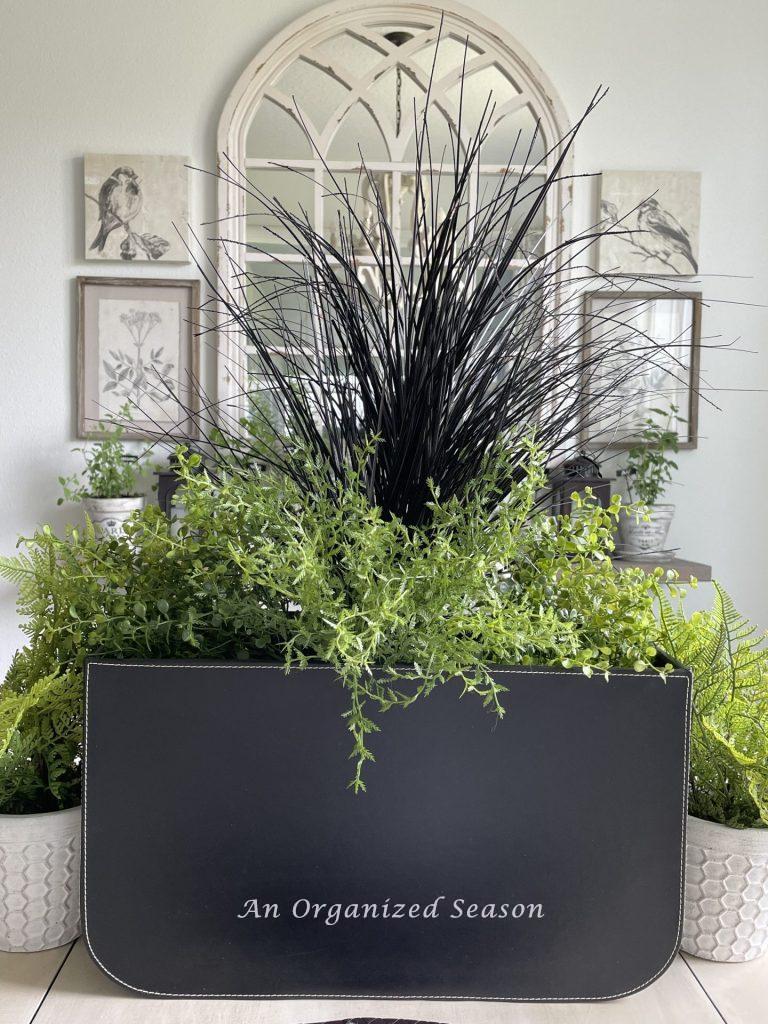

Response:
(2, 443), (665, 796)
(58, 416), (146, 503)
(0, 641), (81, 814)
(655, 582), (768, 828)
(617, 407), (680, 506)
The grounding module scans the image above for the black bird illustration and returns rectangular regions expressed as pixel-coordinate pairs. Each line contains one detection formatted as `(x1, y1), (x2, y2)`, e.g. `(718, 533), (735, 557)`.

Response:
(636, 197), (698, 273)
(89, 166), (142, 253)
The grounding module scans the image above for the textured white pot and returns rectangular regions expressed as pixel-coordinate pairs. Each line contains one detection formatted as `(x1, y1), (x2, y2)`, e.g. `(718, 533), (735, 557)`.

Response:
(682, 814), (768, 962)
(82, 495), (144, 538)
(617, 503), (675, 558)
(0, 805), (81, 952)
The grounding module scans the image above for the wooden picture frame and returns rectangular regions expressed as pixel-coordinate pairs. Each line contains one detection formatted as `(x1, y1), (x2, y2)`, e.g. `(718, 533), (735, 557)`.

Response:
(581, 290), (702, 450)
(77, 276), (200, 439)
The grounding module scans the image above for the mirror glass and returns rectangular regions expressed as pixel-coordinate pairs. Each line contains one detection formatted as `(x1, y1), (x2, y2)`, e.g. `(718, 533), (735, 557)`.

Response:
(582, 293), (700, 449)
(243, 19), (552, 263)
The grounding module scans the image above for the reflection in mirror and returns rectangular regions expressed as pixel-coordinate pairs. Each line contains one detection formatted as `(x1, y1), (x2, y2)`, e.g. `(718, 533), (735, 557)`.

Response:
(245, 97), (312, 161)
(480, 103), (546, 166)
(323, 170), (392, 256)
(477, 172), (546, 252)
(236, 11), (564, 417)
(581, 292), (701, 449)
(245, 169), (315, 252)
(274, 57), (348, 132)
(327, 102), (390, 162)
(242, 15), (556, 271)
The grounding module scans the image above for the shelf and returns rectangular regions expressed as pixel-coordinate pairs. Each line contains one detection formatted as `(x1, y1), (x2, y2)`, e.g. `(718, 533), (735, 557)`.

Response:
(614, 556), (712, 581)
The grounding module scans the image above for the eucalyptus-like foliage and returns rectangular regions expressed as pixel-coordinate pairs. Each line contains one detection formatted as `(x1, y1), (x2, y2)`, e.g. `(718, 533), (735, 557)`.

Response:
(157, 82), (698, 524)
(656, 583), (768, 828)
(2, 447), (664, 794)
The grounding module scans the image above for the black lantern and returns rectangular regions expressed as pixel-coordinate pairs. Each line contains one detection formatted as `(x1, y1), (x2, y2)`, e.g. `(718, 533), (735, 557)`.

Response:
(548, 455), (613, 517)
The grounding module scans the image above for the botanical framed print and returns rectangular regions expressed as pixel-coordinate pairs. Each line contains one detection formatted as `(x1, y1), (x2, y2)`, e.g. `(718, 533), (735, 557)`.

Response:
(598, 171), (701, 276)
(581, 291), (701, 450)
(77, 277), (200, 439)
(84, 155), (190, 262)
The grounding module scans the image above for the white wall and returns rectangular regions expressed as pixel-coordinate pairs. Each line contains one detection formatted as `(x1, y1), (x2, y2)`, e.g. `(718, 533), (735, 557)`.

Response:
(1, 0), (767, 672)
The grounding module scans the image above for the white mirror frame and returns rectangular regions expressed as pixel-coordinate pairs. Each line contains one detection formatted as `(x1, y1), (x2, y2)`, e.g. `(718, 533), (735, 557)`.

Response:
(215, 0), (572, 413)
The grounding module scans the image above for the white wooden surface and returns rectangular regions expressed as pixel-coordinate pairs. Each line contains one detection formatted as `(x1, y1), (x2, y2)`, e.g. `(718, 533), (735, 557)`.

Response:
(682, 951), (766, 1023)
(2, 940), (765, 1023)
(0, 942), (72, 1024)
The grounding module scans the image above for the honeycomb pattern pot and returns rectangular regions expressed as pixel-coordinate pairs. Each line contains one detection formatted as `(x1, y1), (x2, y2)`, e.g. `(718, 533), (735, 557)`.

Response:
(682, 814), (768, 962)
(0, 806), (81, 952)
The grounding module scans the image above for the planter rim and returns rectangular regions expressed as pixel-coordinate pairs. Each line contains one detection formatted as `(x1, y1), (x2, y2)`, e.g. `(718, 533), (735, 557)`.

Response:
(687, 813), (768, 858)
(0, 803), (81, 821)
(644, 503), (675, 513)
(83, 495), (143, 502)
(0, 803), (80, 843)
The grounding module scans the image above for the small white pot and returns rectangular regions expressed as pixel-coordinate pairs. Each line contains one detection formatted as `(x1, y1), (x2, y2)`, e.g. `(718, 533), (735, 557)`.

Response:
(0, 806), (81, 952)
(617, 503), (674, 558)
(83, 495), (144, 538)
(682, 814), (768, 962)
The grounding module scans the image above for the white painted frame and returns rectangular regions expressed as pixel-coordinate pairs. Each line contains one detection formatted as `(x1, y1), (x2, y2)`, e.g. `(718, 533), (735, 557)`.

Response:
(216, 0), (572, 411)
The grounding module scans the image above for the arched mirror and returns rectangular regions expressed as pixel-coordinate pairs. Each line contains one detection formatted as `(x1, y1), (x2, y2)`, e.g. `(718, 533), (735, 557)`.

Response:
(217, 1), (571, 413)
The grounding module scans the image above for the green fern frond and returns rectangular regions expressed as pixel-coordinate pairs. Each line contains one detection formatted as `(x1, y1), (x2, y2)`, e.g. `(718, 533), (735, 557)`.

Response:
(656, 582), (768, 827)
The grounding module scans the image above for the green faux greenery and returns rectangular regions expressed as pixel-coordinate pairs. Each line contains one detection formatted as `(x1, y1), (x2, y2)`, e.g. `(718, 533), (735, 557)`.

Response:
(617, 407), (680, 505)
(0, 442), (666, 801)
(58, 418), (145, 503)
(0, 647), (81, 814)
(656, 583), (768, 828)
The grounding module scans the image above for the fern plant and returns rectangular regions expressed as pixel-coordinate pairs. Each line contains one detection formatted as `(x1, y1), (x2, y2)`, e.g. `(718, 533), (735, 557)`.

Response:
(655, 582), (768, 828)
(0, 531), (86, 813)
(0, 653), (81, 814)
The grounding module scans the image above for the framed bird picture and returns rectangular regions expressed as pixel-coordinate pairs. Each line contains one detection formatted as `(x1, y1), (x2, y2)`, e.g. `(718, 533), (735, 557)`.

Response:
(84, 154), (190, 262)
(597, 170), (701, 276)
(77, 276), (200, 439)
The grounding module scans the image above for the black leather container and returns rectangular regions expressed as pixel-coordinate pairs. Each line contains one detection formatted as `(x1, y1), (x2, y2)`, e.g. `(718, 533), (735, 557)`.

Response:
(82, 659), (691, 1001)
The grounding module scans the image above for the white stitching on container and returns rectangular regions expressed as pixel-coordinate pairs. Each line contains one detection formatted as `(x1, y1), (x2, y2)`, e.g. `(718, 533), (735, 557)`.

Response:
(82, 660), (691, 1001)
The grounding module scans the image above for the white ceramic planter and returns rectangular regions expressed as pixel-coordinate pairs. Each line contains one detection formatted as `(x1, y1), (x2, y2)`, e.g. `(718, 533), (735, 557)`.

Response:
(0, 805), (81, 952)
(617, 503), (674, 559)
(83, 495), (144, 538)
(683, 814), (768, 962)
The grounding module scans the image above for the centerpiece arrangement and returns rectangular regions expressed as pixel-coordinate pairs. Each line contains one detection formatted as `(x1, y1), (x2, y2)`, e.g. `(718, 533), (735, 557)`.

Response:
(0, 77), (738, 995)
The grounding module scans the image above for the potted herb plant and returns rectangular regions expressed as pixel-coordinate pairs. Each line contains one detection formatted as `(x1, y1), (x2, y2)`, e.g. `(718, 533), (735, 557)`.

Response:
(616, 407), (680, 557)
(0, 642), (81, 952)
(58, 417), (146, 537)
(656, 583), (768, 962)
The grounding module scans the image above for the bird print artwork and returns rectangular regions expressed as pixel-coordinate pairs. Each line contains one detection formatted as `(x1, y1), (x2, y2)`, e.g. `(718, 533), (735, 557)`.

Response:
(597, 170), (701, 276)
(89, 166), (142, 253)
(84, 154), (189, 262)
(636, 198), (698, 273)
